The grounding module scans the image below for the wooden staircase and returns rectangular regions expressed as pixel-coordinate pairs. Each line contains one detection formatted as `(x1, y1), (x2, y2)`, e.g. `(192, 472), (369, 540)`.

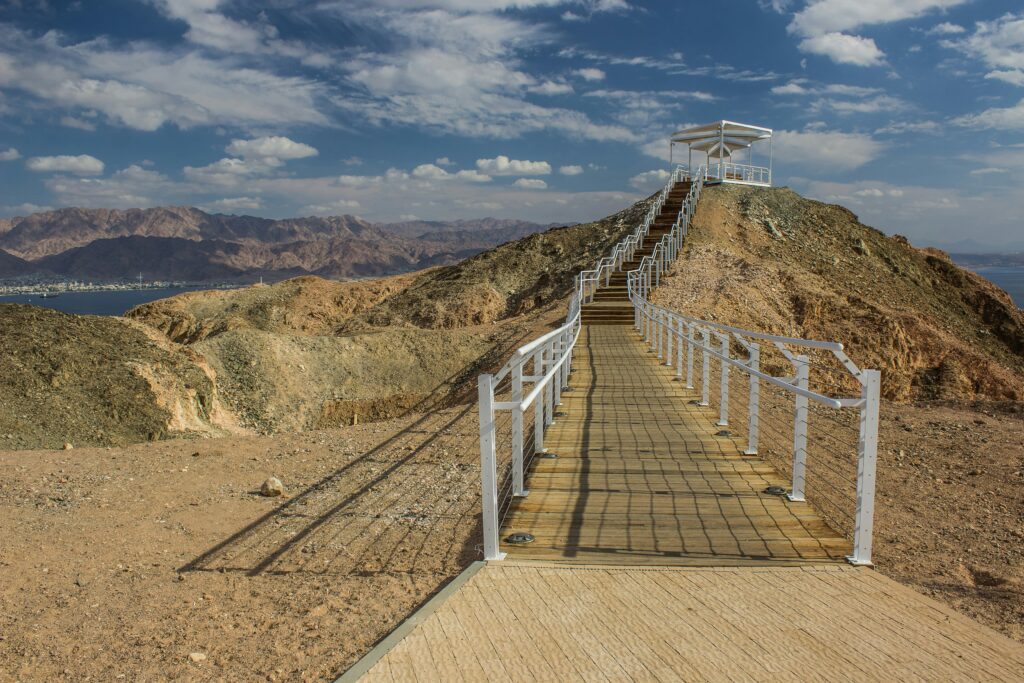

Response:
(580, 180), (691, 325)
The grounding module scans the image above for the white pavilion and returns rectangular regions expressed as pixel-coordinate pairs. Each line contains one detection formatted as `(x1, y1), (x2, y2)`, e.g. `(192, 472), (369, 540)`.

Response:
(670, 120), (773, 186)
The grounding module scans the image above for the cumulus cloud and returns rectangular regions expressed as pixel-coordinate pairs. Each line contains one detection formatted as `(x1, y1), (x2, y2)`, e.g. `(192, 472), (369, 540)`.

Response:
(926, 21), (965, 35)
(530, 80), (574, 95)
(944, 13), (1024, 87)
(773, 129), (883, 170)
(476, 155), (552, 175)
(300, 199), (362, 216)
(788, 0), (966, 67)
(629, 169), (670, 190)
(559, 164), (584, 175)
(26, 154), (105, 175)
(0, 147), (20, 161)
(411, 163), (493, 182)
(574, 67), (606, 81)
(953, 99), (1024, 130)
(798, 33), (885, 66)
(789, 0), (967, 37)
(225, 136), (318, 162)
(513, 178), (547, 189)
(204, 196), (264, 212)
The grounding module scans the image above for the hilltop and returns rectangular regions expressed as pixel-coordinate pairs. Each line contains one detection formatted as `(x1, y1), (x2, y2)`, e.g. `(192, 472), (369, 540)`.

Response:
(652, 184), (1024, 401)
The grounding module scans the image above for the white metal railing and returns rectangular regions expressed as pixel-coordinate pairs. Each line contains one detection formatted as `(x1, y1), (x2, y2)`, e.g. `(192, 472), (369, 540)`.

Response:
(476, 165), (694, 560)
(704, 161), (771, 186)
(626, 189), (880, 565)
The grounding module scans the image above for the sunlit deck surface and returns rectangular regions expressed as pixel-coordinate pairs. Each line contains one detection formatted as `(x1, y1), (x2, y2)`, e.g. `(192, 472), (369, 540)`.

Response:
(499, 325), (849, 566)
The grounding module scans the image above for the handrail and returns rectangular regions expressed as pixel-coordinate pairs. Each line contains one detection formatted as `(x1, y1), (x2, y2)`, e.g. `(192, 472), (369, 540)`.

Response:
(476, 165), (695, 561)
(623, 177), (880, 566)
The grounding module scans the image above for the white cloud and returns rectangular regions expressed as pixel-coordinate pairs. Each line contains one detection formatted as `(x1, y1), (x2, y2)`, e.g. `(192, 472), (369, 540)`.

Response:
(43, 164), (175, 207)
(411, 163), (450, 180)
(225, 136), (318, 162)
(773, 129), (883, 171)
(204, 196), (264, 212)
(0, 147), (20, 161)
(953, 99), (1024, 130)
(789, 0), (967, 37)
(300, 199), (362, 216)
(60, 116), (97, 131)
(798, 32), (885, 66)
(0, 26), (328, 131)
(986, 70), (1024, 86)
(559, 164), (584, 175)
(629, 169), (670, 190)
(969, 167), (1007, 176)
(944, 13), (1024, 75)
(513, 178), (547, 189)
(530, 80), (574, 95)
(574, 67), (606, 81)
(874, 120), (941, 134)
(435, 156), (454, 166)
(926, 22), (965, 35)
(772, 81), (810, 95)
(410, 163), (493, 182)
(476, 155), (552, 175)
(0, 202), (52, 217)
(26, 154), (105, 175)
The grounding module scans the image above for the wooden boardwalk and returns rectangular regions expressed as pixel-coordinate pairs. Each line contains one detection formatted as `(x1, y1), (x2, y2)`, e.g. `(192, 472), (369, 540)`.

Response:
(501, 325), (849, 565)
(359, 563), (1024, 681)
(348, 323), (1024, 681)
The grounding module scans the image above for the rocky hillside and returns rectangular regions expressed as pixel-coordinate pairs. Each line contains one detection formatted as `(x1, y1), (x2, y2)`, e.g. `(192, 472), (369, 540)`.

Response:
(124, 201), (648, 433)
(0, 305), (240, 449)
(651, 184), (1024, 401)
(0, 206), (551, 281)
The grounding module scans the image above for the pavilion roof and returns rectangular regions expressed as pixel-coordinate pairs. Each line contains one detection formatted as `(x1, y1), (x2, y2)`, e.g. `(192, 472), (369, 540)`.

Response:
(671, 120), (772, 157)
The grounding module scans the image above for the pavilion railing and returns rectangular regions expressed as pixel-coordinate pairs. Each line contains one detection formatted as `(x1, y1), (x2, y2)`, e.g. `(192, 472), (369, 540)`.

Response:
(705, 161), (771, 186)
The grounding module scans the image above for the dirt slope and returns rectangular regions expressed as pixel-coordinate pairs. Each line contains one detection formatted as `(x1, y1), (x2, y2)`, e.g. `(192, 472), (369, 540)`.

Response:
(651, 184), (1024, 401)
(0, 305), (239, 449)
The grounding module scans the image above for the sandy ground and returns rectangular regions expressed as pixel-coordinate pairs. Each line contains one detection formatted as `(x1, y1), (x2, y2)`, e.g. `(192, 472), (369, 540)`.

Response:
(1, 399), (1021, 681)
(0, 408), (483, 682)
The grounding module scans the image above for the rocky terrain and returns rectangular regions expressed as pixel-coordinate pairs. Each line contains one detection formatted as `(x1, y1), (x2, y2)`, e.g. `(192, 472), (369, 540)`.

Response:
(0, 206), (553, 281)
(0, 304), (241, 450)
(1, 185), (1022, 681)
(652, 184), (1024, 401)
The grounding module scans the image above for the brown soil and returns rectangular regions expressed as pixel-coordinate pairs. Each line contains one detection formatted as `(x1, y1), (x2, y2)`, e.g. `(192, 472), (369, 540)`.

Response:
(0, 304), (238, 450)
(651, 184), (1024, 401)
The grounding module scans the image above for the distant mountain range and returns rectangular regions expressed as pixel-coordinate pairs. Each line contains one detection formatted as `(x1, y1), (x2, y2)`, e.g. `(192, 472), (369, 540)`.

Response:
(950, 252), (1024, 269)
(0, 207), (555, 281)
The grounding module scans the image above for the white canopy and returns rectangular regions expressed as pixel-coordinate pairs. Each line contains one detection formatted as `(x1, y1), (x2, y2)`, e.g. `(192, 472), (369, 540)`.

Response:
(671, 120), (772, 159)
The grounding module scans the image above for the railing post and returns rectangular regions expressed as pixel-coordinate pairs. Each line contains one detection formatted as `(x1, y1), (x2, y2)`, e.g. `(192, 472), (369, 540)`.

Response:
(700, 329), (711, 406)
(553, 336), (563, 407)
(477, 374), (504, 560)
(849, 369), (880, 566)
(533, 349), (544, 454)
(665, 311), (673, 367)
(789, 355), (809, 502)
(544, 341), (554, 427)
(676, 318), (684, 379)
(745, 344), (760, 455)
(717, 333), (729, 426)
(511, 359), (527, 496)
(657, 310), (664, 359)
(686, 324), (695, 388)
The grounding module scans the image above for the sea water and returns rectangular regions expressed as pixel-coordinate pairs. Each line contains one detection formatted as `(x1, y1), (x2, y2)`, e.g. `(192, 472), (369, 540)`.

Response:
(0, 288), (193, 316)
(973, 267), (1024, 308)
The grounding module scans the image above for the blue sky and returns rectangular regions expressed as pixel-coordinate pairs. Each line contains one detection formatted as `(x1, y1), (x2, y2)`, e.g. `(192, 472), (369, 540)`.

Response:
(1, 1), (1023, 250)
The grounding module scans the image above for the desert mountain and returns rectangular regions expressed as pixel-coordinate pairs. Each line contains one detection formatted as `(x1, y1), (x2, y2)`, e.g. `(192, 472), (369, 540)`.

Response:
(0, 206), (553, 281)
(0, 248), (38, 277)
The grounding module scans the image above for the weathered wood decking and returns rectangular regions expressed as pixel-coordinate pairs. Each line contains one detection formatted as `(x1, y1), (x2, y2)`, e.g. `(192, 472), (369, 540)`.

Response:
(349, 322), (1024, 681)
(500, 325), (849, 565)
(359, 562), (1024, 682)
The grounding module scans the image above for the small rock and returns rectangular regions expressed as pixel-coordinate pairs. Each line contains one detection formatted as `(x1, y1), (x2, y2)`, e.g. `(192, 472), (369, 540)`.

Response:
(188, 652), (207, 663)
(63, 443), (73, 450)
(191, 451), (201, 458)
(853, 238), (871, 256)
(260, 477), (285, 497)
